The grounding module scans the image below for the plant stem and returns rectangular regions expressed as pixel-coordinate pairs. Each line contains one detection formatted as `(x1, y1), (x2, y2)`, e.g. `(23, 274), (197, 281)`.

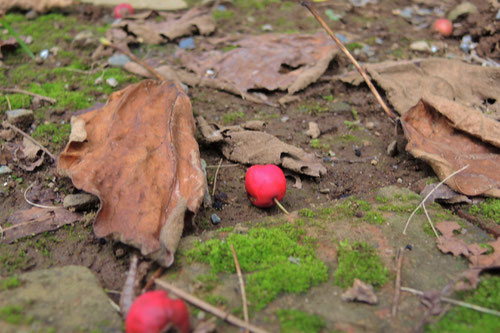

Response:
(0, 17), (35, 60)
(273, 198), (290, 215)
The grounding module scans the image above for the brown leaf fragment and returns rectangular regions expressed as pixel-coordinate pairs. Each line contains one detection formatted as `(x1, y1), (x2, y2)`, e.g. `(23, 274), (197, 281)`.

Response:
(178, 33), (338, 95)
(0, 0), (72, 13)
(114, 7), (215, 44)
(2, 207), (81, 243)
(196, 117), (326, 177)
(58, 80), (206, 267)
(468, 237), (500, 269)
(436, 221), (462, 238)
(341, 279), (378, 305)
(436, 221), (471, 257)
(402, 98), (500, 198)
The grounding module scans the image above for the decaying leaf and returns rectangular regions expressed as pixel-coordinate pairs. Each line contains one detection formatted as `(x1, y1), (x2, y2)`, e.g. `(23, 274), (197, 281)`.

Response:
(80, 0), (187, 11)
(2, 207), (81, 243)
(0, 0), (72, 13)
(468, 237), (500, 269)
(420, 183), (472, 204)
(112, 7), (215, 44)
(402, 98), (500, 198)
(0, 37), (19, 59)
(341, 58), (500, 119)
(178, 33), (338, 95)
(341, 279), (378, 305)
(196, 116), (326, 177)
(58, 80), (206, 267)
(436, 222), (470, 257)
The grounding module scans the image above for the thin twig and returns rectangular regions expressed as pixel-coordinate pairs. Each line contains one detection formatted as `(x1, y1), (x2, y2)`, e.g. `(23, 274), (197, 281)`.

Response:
(392, 247), (405, 318)
(1, 88), (57, 104)
(6, 95), (11, 111)
(273, 198), (290, 215)
(403, 165), (469, 235)
(120, 255), (138, 317)
(100, 38), (165, 81)
(212, 158), (223, 196)
(155, 279), (270, 333)
(206, 164), (239, 169)
(401, 286), (500, 317)
(230, 244), (249, 332)
(3, 121), (56, 162)
(142, 266), (164, 293)
(422, 202), (440, 240)
(301, 1), (397, 122)
(24, 183), (59, 209)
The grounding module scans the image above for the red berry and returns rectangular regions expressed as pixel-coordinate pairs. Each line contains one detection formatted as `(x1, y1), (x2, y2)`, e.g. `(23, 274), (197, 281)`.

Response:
(125, 290), (189, 333)
(245, 164), (286, 208)
(114, 3), (134, 19)
(432, 18), (452, 37)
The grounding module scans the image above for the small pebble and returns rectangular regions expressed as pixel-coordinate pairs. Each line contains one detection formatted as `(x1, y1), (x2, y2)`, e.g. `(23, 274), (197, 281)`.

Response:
(280, 116), (289, 123)
(354, 148), (361, 157)
(334, 33), (348, 43)
(217, 5), (226, 11)
(106, 77), (118, 87)
(108, 53), (130, 67)
(386, 140), (398, 157)
(397, 178), (403, 184)
(405, 244), (413, 251)
(25, 36), (33, 45)
(179, 37), (195, 50)
(374, 131), (381, 137)
(114, 248), (126, 258)
(40, 49), (49, 60)
(371, 159), (378, 166)
(261, 24), (273, 32)
(319, 188), (330, 194)
(355, 211), (363, 218)
(210, 213), (221, 224)
(410, 40), (430, 52)
(0, 165), (12, 175)
(365, 122), (375, 130)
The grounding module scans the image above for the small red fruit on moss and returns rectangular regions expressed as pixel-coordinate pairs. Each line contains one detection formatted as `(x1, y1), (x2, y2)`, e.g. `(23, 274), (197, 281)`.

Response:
(245, 164), (286, 208)
(125, 290), (189, 333)
(432, 18), (453, 37)
(114, 3), (134, 19)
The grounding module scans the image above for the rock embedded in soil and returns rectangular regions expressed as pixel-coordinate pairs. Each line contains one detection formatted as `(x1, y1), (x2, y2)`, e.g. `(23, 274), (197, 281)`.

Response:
(386, 140), (398, 156)
(0, 165), (12, 175)
(63, 193), (99, 211)
(6, 109), (34, 129)
(0, 266), (122, 332)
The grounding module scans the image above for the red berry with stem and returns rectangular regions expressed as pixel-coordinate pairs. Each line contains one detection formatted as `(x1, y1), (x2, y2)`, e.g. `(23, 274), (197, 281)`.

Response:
(114, 3), (134, 19)
(432, 18), (453, 37)
(245, 164), (288, 213)
(125, 290), (189, 333)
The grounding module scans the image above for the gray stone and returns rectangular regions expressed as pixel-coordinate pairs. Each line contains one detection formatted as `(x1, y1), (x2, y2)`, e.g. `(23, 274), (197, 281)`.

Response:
(6, 109), (34, 128)
(0, 165), (12, 175)
(106, 77), (118, 87)
(0, 266), (122, 332)
(210, 213), (221, 224)
(72, 31), (97, 48)
(63, 193), (99, 211)
(410, 40), (430, 52)
(108, 53), (131, 67)
(386, 140), (398, 156)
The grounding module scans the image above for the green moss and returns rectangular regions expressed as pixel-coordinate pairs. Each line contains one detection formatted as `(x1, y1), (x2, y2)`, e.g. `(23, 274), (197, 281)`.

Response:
(300, 102), (329, 115)
(375, 195), (389, 203)
(186, 224), (328, 310)
(0, 94), (32, 111)
(344, 120), (360, 131)
(277, 309), (326, 333)
(363, 211), (386, 225)
(195, 273), (218, 292)
(222, 111), (245, 124)
(221, 45), (239, 52)
(346, 42), (363, 52)
(213, 10), (235, 21)
(378, 204), (419, 214)
(334, 198), (371, 218)
(310, 139), (330, 150)
(1, 275), (21, 290)
(233, 0), (281, 10)
(469, 199), (500, 224)
(0, 305), (31, 325)
(32, 123), (71, 145)
(334, 240), (388, 289)
(299, 208), (316, 218)
(338, 134), (361, 143)
(425, 177), (439, 185)
(204, 294), (228, 306)
(427, 276), (500, 333)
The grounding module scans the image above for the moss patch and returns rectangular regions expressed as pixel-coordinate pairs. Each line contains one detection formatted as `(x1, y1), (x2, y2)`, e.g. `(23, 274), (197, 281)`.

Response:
(427, 275), (500, 333)
(1, 275), (21, 291)
(0, 305), (31, 325)
(277, 309), (326, 333)
(32, 123), (71, 147)
(334, 240), (388, 289)
(469, 198), (500, 224)
(186, 224), (328, 310)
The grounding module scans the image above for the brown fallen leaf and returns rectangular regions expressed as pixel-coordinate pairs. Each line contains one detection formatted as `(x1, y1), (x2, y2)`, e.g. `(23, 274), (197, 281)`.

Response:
(2, 207), (81, 243)
(178, 32), (338, 95)
(468, 237), (500, 269)
(435, 221), (471, 257)
(402, 98), (500, 198)
(0, 0), (72, 13)
(58, 80), (206, 267)
(113, 7), (215, 44)
(341, 279), (378, 305)
(420, 183), (472, 204)
(197, 116), (326, 177)
(0, 37), (19, 59)
(435, 221), (462, 238)
(81, 0), (187, 11)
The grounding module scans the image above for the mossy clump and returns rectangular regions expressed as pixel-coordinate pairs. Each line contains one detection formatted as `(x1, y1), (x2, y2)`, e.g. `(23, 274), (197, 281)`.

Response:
(1, 275), (21, 291)
(0, 305), (31, 325)
(212, 10), (235, 21)
(299, 208), (316, 218)
(469, 198), (500, 224)
(427, 275), (500, 333)
(310, 139), (330, 150)
(0, 94), (32, 111)
(222, 111), (245, 124)
(363, 211), (386, 225)
(32, 123), (71, 145)
(277, 309), (326, 333)
(335, 198), (371, 218)
(186, 224), (328, 310)
(334, 240), (388, 289)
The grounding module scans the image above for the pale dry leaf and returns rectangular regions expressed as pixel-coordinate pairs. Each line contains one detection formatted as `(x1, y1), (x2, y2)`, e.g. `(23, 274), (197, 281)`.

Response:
(0, 0), (72, 13)
(58, 80), (206, 267)
(80, 0), (187, 11)
(341, 279), (378, 305)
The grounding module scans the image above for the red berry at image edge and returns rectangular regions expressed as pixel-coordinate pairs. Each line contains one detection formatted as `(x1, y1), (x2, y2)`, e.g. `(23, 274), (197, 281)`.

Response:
(114, 3), (134, 19)
(432, 18), (452, 37)
(245, 164), (286, 208)
(125, 290), (189, 333)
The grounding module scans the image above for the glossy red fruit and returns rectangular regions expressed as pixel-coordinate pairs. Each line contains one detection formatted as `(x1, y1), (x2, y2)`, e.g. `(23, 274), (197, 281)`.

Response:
(114, 3), (134, 19)
(245, 164), (286, 208)
(432, 18), (453, 37)
(125, 290), (189, 333)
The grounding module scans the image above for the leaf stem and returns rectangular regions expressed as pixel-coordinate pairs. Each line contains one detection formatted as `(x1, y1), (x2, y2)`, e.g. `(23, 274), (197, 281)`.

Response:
(273, 198), (289, 215)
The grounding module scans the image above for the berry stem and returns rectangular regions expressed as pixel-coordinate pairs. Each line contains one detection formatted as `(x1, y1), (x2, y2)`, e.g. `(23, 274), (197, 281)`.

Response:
(273, 198), (289, 215)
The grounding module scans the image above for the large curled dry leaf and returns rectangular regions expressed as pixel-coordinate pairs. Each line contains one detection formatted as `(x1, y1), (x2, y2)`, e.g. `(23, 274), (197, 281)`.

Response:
(402, 98), (500, 198)
(178, 33), (338, 95)
(0, 0), (72, 13)
(81, 0), (187, 11)
(197, 116), (326, 177)
(58, 80), (206, 266)
(2, 207), (81, 243)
